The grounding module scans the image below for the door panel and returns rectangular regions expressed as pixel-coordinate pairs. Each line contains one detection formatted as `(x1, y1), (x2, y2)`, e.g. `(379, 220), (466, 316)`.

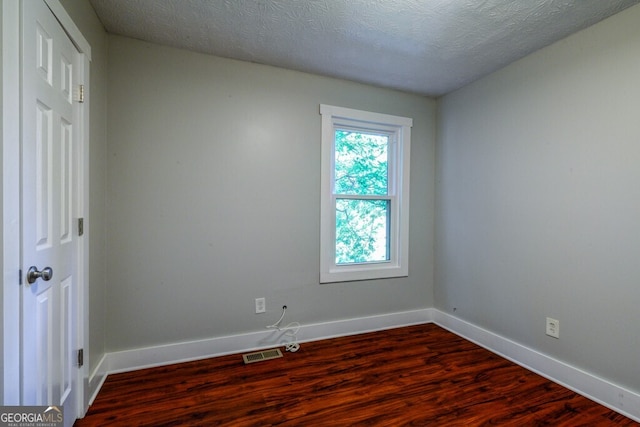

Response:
(60, 275), (73, 403)
(35, 287), (53, 403)
(35, 101), (53, 249)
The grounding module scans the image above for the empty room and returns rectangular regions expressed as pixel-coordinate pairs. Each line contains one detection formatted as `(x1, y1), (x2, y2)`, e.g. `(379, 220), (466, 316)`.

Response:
(2, 0), (639, 425)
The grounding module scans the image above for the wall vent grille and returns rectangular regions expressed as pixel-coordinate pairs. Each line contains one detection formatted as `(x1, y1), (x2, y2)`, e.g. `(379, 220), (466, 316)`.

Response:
(242, 348), (283, 364)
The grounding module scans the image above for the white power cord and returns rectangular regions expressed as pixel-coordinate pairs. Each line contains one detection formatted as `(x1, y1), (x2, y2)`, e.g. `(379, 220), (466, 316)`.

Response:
(266, 305), (300, 352)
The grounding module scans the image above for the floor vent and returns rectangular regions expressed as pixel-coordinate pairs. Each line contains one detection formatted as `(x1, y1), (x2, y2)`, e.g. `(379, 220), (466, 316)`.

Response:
(242, 348), (283, 364)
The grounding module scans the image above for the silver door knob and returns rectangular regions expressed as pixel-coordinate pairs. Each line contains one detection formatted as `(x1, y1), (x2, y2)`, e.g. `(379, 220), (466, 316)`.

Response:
(26, 266), (53, 284)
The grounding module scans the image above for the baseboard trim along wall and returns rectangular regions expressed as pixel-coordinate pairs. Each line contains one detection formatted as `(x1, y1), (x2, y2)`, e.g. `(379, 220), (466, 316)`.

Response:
(432, 310), (640, 422)
(91, 308), (639, 422)
(103, 308), (434, 375)
(87, 355), (108, 407)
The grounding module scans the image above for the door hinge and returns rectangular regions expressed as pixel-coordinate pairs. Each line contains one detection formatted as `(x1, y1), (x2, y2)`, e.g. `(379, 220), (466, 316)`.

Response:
(77, 349), (84, 367)
(78, 84), (85, 103)
(78, 218), (84, 236)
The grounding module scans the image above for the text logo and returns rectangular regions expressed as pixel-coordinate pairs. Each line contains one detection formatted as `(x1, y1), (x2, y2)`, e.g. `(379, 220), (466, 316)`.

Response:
(0, 406), (63, 427)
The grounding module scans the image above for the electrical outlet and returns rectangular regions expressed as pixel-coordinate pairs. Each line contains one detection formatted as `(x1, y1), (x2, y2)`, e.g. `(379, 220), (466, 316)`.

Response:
(546, 317), (559, 339)
(255, 297), (266, 314)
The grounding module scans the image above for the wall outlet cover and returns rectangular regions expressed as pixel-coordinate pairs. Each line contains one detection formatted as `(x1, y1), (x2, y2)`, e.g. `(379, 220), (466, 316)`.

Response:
(546, 317), (559, 339)
(255, 298), (266, 314)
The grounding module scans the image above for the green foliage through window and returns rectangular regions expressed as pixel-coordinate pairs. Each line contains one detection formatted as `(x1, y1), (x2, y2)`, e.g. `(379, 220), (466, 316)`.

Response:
(334, 129), (390, 264)
(334, 130), (388, 195)
(335, 199), (390, 264)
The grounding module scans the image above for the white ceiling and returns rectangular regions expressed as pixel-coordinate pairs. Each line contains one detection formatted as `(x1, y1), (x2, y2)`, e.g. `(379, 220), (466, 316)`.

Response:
(89, 0), (639, 96)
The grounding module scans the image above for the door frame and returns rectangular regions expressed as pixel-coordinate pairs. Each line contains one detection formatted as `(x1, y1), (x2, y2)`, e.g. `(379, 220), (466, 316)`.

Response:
(2, 0), (91, 416)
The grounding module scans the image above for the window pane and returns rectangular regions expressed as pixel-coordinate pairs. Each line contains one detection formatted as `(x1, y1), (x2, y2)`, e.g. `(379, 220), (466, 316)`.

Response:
(335, 199), (390, 264)
(334, 130), (388, 196)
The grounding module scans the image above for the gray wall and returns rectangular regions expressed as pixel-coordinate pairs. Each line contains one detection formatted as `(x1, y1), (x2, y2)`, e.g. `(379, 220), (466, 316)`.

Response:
(106, 36), (436, 351)
(59, 0), (109, 375)
(436, 3), (640, 393)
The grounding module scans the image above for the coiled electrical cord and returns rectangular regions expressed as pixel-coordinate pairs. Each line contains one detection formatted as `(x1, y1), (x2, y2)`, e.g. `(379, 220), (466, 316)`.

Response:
(266, 305), (300, 352)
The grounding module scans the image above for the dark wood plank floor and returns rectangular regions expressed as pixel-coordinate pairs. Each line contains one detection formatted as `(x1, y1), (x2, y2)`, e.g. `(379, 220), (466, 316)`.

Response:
(75, 324), (638, 426)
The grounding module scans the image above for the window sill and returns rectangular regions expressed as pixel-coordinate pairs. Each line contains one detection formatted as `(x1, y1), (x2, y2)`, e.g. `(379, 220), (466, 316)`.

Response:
(320, 263), (408, 283)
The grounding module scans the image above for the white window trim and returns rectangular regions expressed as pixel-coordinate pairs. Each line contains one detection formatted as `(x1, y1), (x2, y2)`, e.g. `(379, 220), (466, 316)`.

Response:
(320, 104), (412, 283)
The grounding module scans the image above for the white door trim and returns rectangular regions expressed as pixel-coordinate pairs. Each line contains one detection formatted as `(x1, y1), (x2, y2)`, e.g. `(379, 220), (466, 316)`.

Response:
(2, 0), (22, 405)
(43, 0), (92, 61)
(2, 0), (91, 416)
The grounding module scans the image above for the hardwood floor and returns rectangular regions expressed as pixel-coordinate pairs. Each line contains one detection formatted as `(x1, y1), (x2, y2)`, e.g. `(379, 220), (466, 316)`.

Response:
(75, 324), (638, 426)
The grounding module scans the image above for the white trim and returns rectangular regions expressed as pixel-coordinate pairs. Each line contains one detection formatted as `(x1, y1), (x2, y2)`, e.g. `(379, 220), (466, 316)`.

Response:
(76, 52), (91, 414)
(104, 309), (433, 374)
(432, 310), (640, 423)
(319, 104), (412, 283)
(2, 0), (22, 405)
(43, 0), (91, 61)
(87, 354), (107, 406)
(320, 105), (413, 128)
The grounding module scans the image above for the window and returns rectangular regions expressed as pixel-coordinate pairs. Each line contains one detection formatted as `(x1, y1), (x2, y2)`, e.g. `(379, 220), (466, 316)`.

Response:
(320, 105), (412, 283)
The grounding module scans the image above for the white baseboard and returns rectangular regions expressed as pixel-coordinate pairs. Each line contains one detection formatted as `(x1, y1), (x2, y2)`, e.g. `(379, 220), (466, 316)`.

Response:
(432, 310), (640, 422)
(104, 308), (434, 374)
(87, 354), (108, 406)
(91, 308), (639, 423)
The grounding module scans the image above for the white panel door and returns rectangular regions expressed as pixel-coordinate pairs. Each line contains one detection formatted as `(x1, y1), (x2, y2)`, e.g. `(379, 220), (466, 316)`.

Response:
(21, 1), (80, 426)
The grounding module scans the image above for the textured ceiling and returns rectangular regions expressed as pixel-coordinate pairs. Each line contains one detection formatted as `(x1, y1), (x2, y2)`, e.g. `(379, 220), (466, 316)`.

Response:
(89, 0), (639, 96)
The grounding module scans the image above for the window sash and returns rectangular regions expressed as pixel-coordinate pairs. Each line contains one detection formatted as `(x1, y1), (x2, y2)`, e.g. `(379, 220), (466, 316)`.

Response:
(333, 196), (393, 265)
(333, 127), (392, 197)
